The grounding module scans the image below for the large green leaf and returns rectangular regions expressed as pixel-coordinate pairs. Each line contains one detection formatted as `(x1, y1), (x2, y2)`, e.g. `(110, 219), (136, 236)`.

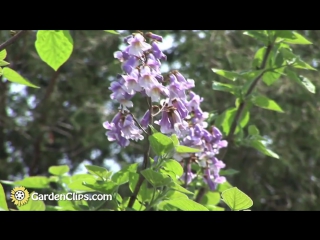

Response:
(149, 132), (174, 156)
(251, 95), (284, 113)
(221, 187), (253, 211)
(286, 68), (316, 93)
(48, 165), (70, 176)
(162, 159), (183, 178)
(212, 81), (238, 95)
(141, 169), (171, 187)
(14, 177), (50, 189)
(281, 31), (312, 45)
(85, 165), (112, 180)
(249, 140), (280, 159)
(2, 67), (39, 88)
(35, 30), (74, 71)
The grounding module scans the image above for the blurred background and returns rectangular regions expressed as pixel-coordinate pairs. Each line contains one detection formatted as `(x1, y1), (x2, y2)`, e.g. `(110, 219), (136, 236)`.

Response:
(0, 30), (319, 210)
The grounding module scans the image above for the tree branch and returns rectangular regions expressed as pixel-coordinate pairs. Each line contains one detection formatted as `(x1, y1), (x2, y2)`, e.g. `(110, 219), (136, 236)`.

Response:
(0, 30), (28, 52)
(195, 40), (275, 203)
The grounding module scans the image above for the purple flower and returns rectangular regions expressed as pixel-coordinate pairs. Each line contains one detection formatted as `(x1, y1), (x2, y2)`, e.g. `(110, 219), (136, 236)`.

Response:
(122, 69), (142, 94)
(120, 115), (144, 141)
(155, 106), (188, 136)
(122, 56), (139, 74)
(145, 82), (169, 103)
(151, 42), (167, 60)
(109, 80), (134, 109)
(140, 110), (151, 128)
(171, 98), (189, 119)
(139, 66), (158, 89)
(127, 33), (151, 57)
(103, 112), (130, 147)
(146, 32), (163, 42)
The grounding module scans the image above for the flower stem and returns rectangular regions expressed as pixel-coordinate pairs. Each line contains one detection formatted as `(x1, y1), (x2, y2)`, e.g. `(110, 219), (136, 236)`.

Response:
(128, 97), (153, 209)
(195, 40), (275, 203)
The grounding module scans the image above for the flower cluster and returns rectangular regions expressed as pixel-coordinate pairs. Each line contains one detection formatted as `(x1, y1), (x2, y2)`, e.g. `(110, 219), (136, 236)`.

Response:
(103, 31), (228, 190)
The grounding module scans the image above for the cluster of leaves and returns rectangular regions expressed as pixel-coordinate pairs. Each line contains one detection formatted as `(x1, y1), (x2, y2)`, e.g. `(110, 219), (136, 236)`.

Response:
(211, 30), (316, 159)
(0, 130), (252, 211)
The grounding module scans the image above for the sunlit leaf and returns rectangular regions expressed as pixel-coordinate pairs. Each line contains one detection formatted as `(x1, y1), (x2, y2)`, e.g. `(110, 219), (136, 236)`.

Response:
(222, 187), (253, 211)
(35, 30), (73, 71)
(2, 67), (39, 88)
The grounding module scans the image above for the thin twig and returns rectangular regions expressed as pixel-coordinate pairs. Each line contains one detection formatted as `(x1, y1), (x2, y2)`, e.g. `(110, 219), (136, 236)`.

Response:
(129, 112), (148, 135)
(0, 30), (28, 52)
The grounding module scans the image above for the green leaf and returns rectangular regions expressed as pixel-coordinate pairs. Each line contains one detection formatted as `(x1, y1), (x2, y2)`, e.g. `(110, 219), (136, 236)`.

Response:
(219, 169), (240, 176)
(35, 30), (74, 71)
(201, 191), (221, 206)
(293, 59), (317, 71)
(141, 169), (171, 187)
(0, 49), (7, 60)
(220, 107), (237, 135)
(104, 30), (119, 34)
(2, 67), (40, 88)
(0, 60), (9, 67)
(263, 68), (285, 86)
(286, 69), (316, 93)
(128, 173), (153, 202)
(212, 68), (239, 81)
(252, 47), (266, 69)
(275, 30), (296, 39)
(166, 190), (188, 200)
(67, 175), (97, 192)
(217, 181), (233, 192)
(0, 183), (8, 211)
(14, 177), (50, 189)
(248, 125), (260, 135)
(249, 140), (280, 159)
(237, 107), (250, 131)
(168, 182), (194, 195)
(164, 198), (208, 211)
(149, 132), (174, 156)
(18, 192), (46, 211)
(175, 145), (201, 153)
(48, 165), (69, 176)
(162, 159), (184, 178)
(240, 70), (264, 81)
(281, 31), (312, 45)
(85, 165), (112, 180)
(251, 95), (284, 113)
(222, 187), (253, 211)
(111, 163), (138, 185)
(83, 180), (118, 194)
(170, 134), (180, 146)
(212, 81), (238, 95)
(243, 30), (268, 44)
